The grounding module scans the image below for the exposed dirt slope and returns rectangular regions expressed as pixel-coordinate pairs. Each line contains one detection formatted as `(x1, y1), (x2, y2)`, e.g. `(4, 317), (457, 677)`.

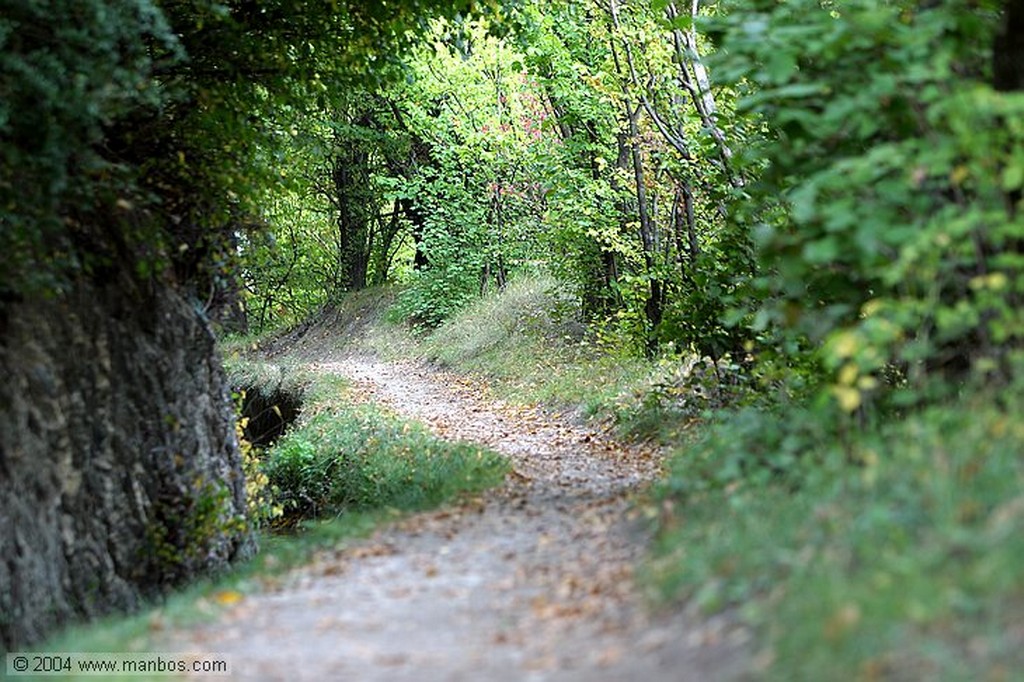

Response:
(169, 352), (750, 681)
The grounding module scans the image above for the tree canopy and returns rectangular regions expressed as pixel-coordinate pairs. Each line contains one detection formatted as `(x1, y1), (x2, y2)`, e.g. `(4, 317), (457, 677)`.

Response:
(0, 0), (500, 299)
(218, 0), (1023, 412)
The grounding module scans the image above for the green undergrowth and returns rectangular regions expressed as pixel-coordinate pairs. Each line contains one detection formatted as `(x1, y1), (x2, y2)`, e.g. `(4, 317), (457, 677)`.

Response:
(648, 389), (1024, 681)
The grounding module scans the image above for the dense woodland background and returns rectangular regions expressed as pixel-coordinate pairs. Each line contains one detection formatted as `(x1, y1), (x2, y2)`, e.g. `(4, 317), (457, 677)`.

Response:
(2, 0), (1024, 675)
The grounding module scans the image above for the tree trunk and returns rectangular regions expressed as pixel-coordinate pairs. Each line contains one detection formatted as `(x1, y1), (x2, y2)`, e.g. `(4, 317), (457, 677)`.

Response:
(665, 1), (741, 188)
(672, 180), (699, 274)
(401, 197), (431, 271)
(994, 0), (1024, 92)
(332, 135), (373, 292)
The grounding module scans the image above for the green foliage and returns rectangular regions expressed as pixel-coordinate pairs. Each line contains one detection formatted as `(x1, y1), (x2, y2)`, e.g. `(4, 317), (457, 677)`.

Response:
(384, 20), (552, 326)
(392, 263), (488, 330)
(265, 402), (508, 521)
(0, 0), (505, 303)
(0, 0), (178, 294)
(226, 0), (759, 358)
(649, 385), (1024, 680)
(711, 0), (1024, 404)
(602, 354), (754, 441)
(663, 401), (845, 495)
(237, 190), (338, 331)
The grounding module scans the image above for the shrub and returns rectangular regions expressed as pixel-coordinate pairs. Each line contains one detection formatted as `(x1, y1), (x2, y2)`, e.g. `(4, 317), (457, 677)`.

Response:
(713, 0), (1024, 406)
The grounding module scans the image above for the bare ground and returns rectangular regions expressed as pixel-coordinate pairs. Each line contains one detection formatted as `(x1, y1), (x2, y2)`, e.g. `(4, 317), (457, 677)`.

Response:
(167, 354), (751, 681)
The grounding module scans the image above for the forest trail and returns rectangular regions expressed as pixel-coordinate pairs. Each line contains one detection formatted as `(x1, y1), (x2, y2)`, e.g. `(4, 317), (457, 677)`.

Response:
(168, 354), (749, 681)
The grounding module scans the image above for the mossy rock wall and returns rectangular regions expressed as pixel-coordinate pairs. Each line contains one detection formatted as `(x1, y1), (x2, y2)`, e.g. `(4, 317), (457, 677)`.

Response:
(0, 278), (253, 651)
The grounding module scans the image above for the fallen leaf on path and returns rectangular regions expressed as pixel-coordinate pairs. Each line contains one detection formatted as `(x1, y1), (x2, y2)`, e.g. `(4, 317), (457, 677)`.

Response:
(349, 543), (397, 559)
(212, 590), (244, 606)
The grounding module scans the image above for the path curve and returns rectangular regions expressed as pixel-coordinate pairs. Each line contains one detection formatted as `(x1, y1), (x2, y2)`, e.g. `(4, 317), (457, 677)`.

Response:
(170, 356), (748, 681)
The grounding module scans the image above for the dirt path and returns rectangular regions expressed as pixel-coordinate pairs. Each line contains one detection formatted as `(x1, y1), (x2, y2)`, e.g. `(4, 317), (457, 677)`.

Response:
(168, 356), (749, 681)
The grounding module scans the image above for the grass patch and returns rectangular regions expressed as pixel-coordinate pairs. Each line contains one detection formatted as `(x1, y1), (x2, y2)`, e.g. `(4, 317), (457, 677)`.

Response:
(266, 397), (508, 522)
(408, 275), (652, 415)
(648, 390), (1024, 680)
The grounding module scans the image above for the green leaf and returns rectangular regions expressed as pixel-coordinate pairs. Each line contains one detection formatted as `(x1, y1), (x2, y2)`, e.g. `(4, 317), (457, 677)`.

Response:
(1002, 162), (1024, 192)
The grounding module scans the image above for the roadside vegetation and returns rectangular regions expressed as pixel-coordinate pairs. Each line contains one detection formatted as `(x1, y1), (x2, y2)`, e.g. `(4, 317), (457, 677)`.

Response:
(379, 273), (1024, 680)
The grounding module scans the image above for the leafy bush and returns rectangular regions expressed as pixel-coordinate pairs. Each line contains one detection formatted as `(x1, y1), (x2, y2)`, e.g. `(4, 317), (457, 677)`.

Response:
(235, 409), (284, 528)
(604, 354), (754, 440)
(389, 262), (481, 329)
(712, 0), (1024, 406)
(0, 0), (179, 295)
(661, 400), (846, 498)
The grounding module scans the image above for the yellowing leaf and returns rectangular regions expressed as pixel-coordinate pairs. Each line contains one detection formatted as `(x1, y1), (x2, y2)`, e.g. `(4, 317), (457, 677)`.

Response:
(830, 331), (859, 360)
(950, 164), (969, 186)
(837, 363), (858, 386)
(212, 590), (243, 606)
(860, 299), (885, 317)
(857, 375), (879, 391)
(833, 385), (862, 412)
